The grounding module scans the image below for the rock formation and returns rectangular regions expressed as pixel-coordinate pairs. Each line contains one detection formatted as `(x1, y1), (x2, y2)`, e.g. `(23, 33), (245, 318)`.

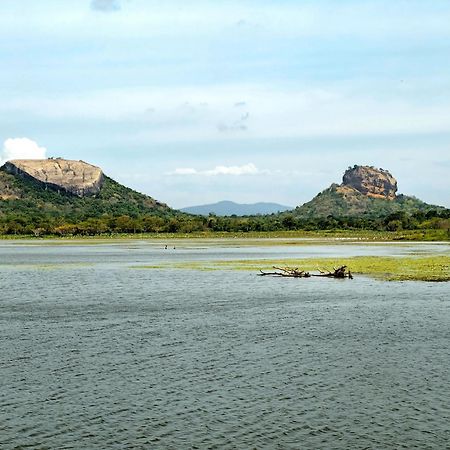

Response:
(341, 165), (397, 200)
(291, 164), (431, 218)
(2, 158), (104, 197)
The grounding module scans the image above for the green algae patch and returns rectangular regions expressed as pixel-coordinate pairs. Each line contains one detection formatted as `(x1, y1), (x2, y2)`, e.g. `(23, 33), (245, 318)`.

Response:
(134, 256), (450, 282)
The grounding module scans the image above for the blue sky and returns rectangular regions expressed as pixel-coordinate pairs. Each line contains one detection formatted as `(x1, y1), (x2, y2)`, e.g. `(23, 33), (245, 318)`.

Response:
(1, 0), (449, 208)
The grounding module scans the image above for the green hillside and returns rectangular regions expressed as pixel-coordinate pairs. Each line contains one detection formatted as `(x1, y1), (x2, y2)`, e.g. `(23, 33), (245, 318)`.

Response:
(0, 166), (180, 234)
(294, 183), (442, 219)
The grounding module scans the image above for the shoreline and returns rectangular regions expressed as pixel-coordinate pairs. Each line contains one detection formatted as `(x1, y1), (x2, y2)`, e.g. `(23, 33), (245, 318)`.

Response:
(1, 229), (449, 242)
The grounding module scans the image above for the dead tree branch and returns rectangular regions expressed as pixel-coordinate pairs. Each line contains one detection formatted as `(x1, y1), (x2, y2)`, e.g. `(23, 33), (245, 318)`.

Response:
(258, 266), (311, 278)
(259, 265), (353, 279)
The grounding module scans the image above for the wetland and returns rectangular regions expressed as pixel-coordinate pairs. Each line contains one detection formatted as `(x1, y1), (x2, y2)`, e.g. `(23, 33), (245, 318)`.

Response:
(1, 238), (449, 449)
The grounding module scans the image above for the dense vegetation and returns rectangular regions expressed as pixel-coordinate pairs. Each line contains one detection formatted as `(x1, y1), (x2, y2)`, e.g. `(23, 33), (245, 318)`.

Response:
(1, 167), (449, 238)
(293, 183), (443, 218)
(0, 168), (173, 235)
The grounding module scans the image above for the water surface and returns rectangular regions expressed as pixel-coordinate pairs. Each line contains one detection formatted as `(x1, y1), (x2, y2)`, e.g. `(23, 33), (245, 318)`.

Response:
(1, 240), (449, 449)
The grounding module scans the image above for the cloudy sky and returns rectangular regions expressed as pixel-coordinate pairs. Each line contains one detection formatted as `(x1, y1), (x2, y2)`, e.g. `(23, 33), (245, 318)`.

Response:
(1, 0), (449, 208)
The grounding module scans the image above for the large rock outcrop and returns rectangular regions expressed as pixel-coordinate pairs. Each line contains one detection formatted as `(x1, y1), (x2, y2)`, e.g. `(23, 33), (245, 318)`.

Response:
(292, 164), (436, 218)
(342, 165), (397, 200)
(3, 158), (104, 197)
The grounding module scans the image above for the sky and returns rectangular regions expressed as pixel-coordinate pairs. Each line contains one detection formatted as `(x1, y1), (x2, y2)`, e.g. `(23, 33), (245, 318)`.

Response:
(1, 0), (449, 208)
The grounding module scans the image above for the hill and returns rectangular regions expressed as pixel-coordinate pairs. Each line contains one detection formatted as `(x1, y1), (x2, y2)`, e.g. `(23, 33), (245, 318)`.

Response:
(181, 200), (292, 216)
(0, 158), (176, 234)
(0, 159), (448, 237)
(293, 165), (443, 218)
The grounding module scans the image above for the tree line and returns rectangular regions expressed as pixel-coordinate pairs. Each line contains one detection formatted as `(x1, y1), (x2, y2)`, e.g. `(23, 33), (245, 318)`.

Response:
(0, 208), (449, 237)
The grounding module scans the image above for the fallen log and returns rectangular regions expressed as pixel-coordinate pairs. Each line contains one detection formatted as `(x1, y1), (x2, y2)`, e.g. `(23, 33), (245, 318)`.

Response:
(312, 265), (353, 279)
(258, 266), (311, 278)
(258, 265), (353, 279)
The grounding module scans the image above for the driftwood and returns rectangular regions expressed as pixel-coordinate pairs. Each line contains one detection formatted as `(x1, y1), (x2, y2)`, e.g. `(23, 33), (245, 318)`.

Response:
(312, 265), (353, 279)
(259, 266), (311, 278)
(259, 265), (353, 279)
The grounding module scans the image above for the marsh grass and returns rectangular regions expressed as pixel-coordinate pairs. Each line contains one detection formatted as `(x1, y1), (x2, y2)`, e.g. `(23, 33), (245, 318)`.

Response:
(135, 256), (450, 282)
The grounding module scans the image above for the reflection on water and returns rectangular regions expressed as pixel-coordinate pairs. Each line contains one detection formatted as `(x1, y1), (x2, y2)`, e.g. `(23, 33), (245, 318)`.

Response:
(1, 240), (449, 449)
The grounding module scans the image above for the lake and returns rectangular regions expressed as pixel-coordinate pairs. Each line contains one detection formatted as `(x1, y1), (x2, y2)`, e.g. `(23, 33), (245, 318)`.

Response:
(1, 239), (449, 449)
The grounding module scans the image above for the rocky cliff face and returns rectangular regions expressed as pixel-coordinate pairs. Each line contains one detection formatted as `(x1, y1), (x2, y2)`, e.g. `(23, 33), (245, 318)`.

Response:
(293, 165), (416, 218)
(3, 158), (104, 197)
(342, 165), (397, 200)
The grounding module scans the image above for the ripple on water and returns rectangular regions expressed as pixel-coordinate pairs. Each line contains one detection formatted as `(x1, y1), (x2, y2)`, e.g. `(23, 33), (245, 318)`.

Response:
(1, 245), (450, 449)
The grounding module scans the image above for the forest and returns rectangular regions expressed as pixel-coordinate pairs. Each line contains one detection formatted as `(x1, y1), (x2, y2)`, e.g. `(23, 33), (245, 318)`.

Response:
(1, 208), (449, 238)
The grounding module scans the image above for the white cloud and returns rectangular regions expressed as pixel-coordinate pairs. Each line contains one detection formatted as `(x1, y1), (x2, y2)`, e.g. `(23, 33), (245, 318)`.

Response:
(168, 163), (266, 176)
(0, 138), (47, 165)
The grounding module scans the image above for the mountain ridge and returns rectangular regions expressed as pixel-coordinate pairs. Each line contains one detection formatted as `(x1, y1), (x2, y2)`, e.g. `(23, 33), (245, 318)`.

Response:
(181, 200), (293, 216)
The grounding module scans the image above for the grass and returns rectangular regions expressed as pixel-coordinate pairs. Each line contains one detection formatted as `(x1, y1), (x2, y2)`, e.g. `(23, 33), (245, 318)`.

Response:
(135, 256), (450, 282)
(0, 229), (449, 241)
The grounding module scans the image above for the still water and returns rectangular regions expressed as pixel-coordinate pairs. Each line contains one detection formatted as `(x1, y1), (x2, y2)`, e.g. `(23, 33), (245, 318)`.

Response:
(1, 240), (449, 449)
